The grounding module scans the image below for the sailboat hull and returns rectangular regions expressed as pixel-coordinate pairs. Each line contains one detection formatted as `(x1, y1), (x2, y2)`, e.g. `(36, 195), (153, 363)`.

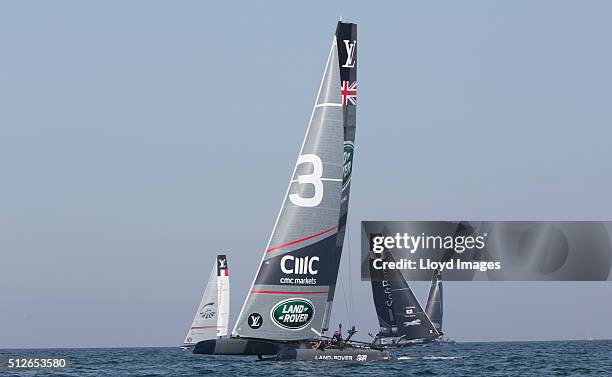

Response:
(193, 338), (389, 361)
(374, 336), (455, 348)
(193, 338), (279, 356)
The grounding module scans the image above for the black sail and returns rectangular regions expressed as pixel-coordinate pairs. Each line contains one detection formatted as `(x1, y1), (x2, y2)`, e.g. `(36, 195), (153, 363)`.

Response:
(370, 250), (439, 342)
(369, 254), (399, 336)
(386, 252), (438, 341)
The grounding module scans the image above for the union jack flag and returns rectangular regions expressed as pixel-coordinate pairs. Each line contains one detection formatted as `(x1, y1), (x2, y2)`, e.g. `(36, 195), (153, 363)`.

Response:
(341, 80), (357, 106)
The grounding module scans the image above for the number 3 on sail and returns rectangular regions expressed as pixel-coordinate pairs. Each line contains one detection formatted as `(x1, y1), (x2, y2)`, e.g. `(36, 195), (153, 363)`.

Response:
(289, 154), (324, 207)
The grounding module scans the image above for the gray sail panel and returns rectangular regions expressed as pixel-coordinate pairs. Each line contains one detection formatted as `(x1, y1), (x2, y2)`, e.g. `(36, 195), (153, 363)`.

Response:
(264, 40), (343, 256)
(425, 270), (443, 333)
(268, 104), (344, 254)
(232, 37), (344, 341)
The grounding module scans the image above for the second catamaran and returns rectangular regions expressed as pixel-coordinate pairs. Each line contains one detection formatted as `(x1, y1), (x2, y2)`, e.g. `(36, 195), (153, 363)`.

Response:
(369, 250), (441, 347)
(182, 255), (230, 349)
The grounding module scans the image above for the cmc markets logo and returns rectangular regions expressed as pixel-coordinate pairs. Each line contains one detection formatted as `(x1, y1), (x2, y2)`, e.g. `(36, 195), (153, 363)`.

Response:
(281, 255), (319, 274)
(342, 141), (354, 190)
(270, 298), (314, 330)
(279, 255), (319, 285)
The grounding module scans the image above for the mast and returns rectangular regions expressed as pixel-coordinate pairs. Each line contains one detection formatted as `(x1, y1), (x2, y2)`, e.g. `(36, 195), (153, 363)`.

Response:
(232, 22), (357, 342)
(216, 255), (230, 337)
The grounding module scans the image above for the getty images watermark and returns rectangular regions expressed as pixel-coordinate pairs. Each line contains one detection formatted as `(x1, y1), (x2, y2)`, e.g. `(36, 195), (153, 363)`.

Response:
(361, 221), (612, 281)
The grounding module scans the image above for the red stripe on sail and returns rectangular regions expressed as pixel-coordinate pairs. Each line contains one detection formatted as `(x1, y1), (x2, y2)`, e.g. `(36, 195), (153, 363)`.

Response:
(250, 290), (328, 295)
(266, 226), (337, 253)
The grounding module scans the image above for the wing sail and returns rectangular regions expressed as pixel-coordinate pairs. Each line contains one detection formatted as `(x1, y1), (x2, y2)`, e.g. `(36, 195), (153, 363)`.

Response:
(232, 22), (357, 341)
(183, 255), (229, 346)
(371, 250), (439, 342)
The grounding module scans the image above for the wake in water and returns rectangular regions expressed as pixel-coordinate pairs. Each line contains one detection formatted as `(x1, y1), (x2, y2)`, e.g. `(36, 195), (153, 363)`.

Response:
(397, 356), (417, 360)
(397, 355), (462, 361)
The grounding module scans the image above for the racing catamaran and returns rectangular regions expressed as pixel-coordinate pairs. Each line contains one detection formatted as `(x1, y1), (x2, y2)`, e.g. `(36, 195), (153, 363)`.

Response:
(369, 250), (440, 347)
(181, 254), (230, 349)
(190, 21), (388, 361)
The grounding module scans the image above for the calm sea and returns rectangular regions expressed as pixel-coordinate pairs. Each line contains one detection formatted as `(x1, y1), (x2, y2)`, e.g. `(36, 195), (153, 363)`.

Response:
(1, 340), (610, 376)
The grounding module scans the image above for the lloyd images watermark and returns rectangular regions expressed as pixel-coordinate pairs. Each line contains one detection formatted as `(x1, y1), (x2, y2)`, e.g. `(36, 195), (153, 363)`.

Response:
(361, 221), (612, 281)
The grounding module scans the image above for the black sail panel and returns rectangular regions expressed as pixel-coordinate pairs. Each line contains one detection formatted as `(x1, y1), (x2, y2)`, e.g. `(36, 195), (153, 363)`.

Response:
(385, 252), (439, 342)
(369, 254), (399, 336)
(368, 232), (399, 336)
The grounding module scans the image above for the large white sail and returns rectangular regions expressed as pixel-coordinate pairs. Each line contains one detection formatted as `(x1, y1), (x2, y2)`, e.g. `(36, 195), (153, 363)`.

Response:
(183, 255), (229, 346)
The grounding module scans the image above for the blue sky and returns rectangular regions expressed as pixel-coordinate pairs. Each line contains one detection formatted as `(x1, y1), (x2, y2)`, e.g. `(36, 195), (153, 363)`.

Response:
(1, 1), (611, 347)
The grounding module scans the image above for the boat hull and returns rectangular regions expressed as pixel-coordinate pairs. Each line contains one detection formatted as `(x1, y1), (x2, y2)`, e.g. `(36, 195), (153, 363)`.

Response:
(374, 336), (454, 348)
(193, 338), (389, 361)
(193, 338), (279, 356)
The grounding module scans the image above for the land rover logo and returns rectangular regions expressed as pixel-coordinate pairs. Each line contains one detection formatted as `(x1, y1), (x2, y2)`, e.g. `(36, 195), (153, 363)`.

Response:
(271, 298), (314, 330)
(342, 142), (354, 189)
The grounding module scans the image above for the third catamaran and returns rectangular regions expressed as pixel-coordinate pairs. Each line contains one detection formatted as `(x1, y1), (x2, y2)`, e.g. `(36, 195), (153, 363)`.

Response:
(182, 254), (229, 349)
(425, 269), (443, 337)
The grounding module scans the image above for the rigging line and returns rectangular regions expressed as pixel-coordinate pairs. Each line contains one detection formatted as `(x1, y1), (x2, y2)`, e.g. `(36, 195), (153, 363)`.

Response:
(346, 214), (354, 327)
(337, 262), (350, 329)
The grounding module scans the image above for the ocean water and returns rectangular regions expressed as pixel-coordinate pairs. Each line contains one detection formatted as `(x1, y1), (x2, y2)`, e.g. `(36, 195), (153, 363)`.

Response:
(1, 340), (610, 376)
